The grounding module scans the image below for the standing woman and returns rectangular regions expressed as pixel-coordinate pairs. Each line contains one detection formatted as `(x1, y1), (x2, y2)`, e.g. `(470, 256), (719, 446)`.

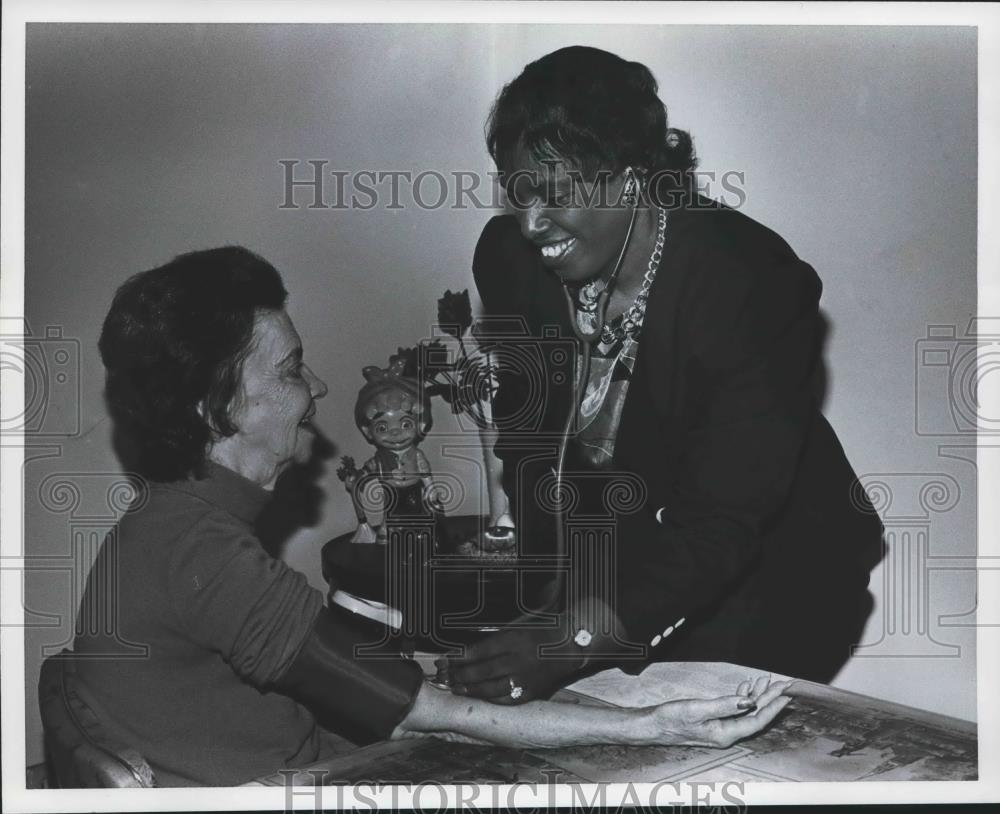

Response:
(446, 46), (884, 702)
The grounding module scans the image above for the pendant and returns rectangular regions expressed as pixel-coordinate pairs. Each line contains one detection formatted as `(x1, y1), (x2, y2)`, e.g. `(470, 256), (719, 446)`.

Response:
(577, 309), (601, 339)
(578, 281), (601, 312)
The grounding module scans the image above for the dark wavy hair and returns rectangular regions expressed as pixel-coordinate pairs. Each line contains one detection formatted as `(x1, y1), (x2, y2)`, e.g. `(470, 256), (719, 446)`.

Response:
(486, 46), (697, 199)
(99, 246), (288, 481)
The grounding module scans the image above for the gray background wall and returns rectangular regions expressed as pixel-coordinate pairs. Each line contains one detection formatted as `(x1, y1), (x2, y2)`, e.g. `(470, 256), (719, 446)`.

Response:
(21, 24), (978, 766)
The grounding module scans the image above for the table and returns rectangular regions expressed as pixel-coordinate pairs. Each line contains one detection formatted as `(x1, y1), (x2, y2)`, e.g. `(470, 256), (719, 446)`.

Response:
(247, 661), (977, 785)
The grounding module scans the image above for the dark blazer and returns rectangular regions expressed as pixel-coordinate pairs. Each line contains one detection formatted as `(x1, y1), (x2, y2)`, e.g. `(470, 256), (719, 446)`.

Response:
(473, 202), (884, 682)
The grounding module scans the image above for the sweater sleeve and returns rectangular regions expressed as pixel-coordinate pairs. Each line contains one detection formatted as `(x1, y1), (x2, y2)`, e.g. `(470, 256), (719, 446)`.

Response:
(167, 511), (324, 686)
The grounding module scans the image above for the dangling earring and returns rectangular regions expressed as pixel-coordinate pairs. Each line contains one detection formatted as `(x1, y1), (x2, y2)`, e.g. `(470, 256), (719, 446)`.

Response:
(622, 172), (639, 208)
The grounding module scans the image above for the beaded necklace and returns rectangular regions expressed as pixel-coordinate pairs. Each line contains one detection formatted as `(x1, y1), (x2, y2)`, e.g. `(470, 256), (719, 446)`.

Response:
(576, 206), (667, 346)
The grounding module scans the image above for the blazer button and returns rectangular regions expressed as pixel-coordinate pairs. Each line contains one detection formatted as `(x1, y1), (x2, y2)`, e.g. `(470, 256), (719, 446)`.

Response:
(650, 634), (662, 647)
(675, 617), (686, 629)
(655, 507), (667, 525)
(663, 625), (674, 637)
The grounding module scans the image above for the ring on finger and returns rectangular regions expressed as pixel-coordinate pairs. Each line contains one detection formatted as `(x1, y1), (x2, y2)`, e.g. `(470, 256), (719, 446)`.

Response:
(508, 676), (524, 700)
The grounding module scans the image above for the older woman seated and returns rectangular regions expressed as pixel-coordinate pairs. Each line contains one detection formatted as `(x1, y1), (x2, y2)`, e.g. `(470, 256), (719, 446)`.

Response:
(71, 246), (791, 786)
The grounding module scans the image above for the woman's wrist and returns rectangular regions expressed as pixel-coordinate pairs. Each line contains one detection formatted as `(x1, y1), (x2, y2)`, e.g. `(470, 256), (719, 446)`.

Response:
(630, 705), (676, 747)
(400, 682), (645, 749)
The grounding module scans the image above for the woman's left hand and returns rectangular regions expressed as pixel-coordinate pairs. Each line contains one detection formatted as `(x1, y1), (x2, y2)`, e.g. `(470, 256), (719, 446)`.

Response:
(647, 676), (794, 747)
(441, 617), (584, 704)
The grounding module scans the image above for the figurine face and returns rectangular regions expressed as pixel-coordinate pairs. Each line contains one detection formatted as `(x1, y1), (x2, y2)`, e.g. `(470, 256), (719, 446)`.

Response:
(366, 408), (419, 451)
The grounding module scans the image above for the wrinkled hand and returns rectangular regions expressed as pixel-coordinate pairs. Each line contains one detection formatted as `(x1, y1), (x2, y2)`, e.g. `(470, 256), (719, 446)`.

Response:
(440, 617), (583, 704)
(650, 676), (794, 748)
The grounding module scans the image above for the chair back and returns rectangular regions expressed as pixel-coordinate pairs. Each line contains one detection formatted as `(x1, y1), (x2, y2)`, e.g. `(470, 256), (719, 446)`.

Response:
(38, 650), (156, 788)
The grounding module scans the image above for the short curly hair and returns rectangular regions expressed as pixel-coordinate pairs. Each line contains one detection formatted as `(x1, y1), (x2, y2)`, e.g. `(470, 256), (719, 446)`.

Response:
(99, 246), (288, 481)
(353, 373), (433, 438)
(486, 46), (697, 200)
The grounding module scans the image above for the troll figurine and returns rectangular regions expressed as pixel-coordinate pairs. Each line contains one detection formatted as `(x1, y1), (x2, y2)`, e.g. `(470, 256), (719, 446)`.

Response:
(338, 359), (443, 544)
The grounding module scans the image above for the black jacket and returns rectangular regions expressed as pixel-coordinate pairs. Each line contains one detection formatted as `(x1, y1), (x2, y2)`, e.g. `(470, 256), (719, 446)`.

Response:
(472, 202), (884, 682)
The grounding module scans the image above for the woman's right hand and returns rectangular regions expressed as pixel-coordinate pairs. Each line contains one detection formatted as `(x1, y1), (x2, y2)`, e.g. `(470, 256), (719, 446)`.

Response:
(645, 676), (794, 748)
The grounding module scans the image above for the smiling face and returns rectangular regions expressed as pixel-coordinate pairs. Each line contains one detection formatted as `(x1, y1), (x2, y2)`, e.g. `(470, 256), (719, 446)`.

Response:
(207, 308), (328, 489)
(358, 382), (425, 454)
(366, 408), (419, 452)
(503, 145), (635, 285)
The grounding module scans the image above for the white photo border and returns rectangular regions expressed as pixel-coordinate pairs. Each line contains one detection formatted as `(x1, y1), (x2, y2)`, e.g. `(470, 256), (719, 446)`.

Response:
(3, 0), (998, 810)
